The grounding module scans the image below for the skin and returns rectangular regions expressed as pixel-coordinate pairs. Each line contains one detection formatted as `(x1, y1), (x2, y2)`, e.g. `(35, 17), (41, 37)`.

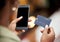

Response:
(40, 27), (55, 42)
(28, 16), (36, 28)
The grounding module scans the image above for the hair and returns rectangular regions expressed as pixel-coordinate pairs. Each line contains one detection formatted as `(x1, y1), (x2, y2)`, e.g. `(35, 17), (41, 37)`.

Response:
(0, 0), (6, 12)
(0, 0), (18, 19)
(0, 0), (18, 10)
(0, 0), (6, 19)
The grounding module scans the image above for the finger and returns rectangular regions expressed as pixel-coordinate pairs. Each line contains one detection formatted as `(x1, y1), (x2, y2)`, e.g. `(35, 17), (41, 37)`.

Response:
(40, 28), (44, 33)
(28, 25), (30, 28)
(43, 25), (49, 34)
(45, 25), (48, 28)
(22, 30), (25, 32)
(28, 16), (36, 22)
(49, 27), (55, 35)
(43, 28), (49, 34)
(44, 25), (49, 34)
(16, 16), (23, 23)
(28, 19), (32, 22)
(12, 16), (23, 23)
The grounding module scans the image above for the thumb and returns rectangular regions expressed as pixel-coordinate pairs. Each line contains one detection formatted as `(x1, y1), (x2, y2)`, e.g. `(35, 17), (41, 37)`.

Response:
(43, 25), (49, 34)
(12, 16), (23, 23)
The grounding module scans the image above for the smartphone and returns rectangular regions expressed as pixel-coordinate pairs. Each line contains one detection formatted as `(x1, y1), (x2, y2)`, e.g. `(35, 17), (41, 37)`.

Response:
(16, 5), (30, 30)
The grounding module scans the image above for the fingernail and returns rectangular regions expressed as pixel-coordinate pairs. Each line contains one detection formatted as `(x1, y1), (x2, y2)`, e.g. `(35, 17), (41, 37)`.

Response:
(45, 25), (48, 28)
(19, 16), (23, 19)
(22, 30), (25, 32)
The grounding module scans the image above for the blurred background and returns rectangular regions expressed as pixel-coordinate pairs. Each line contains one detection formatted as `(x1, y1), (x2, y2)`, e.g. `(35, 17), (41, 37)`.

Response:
(19, 0), (49, 17)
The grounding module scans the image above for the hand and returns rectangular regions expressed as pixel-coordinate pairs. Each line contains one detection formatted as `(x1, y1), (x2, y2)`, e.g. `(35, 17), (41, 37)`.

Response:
(28, 16), (36, 28)
(8, 16), (36, 35)
(40, 27), (55, 42)
(8, 16), (23, 34)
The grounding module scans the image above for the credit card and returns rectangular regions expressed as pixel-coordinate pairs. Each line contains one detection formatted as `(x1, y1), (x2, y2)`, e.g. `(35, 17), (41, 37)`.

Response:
(35, 15), (51, 28)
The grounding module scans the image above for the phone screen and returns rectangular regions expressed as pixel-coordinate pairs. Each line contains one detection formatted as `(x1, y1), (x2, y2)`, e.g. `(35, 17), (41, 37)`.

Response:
(16, 5), (29, 30)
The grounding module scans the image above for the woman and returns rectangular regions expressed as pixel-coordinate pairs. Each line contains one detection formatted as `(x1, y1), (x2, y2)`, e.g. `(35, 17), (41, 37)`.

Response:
(0, 0), (55, 42)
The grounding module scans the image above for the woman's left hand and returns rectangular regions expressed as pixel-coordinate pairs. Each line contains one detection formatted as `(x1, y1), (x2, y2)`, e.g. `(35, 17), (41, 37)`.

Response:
(8, 16), (23, 34)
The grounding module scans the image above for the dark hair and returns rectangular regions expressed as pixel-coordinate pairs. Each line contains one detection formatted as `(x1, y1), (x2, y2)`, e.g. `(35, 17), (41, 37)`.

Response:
(0, 0), (6, 19)
(0, 0), (6, 11)
(0, 0), (18, 11)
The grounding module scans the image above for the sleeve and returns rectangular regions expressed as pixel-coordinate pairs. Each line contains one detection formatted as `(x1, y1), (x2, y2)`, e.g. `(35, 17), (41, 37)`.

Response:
(0, 37), (20, 42)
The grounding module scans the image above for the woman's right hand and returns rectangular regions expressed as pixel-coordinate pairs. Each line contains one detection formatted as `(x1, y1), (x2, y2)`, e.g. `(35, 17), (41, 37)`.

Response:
(40, 27), (55, 42)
